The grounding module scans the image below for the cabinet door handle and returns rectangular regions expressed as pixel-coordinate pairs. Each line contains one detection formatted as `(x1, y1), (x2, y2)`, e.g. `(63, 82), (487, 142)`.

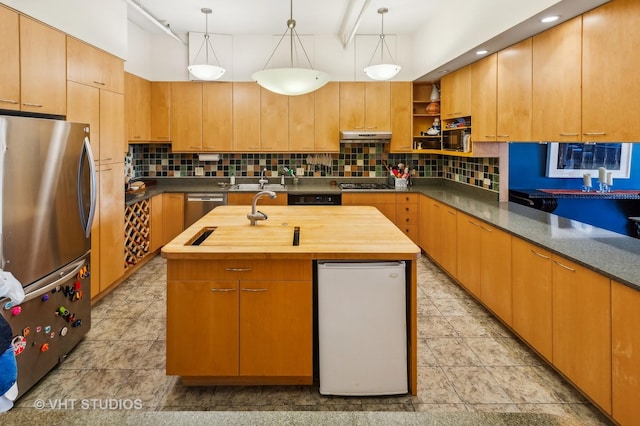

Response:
(480, 225), (492, 232)
(210, 288), (236, 292)
(189, 146), (200, 149)
(559, 132), (579, 137)
(552, 259), (575, 272)
(225, 268), (253, 272)
(468, 220), (480, 227)
(583, 132), (606, 136)
(447, 210), (456, 216)
(0, 99), (19, 104)
(530, 249), (550, 259)
(484, 135), (497, 138)
(242, 288), (267, 292)
(23, 102), (43, 107)
(93, 80), (106, 86)
(497, 134), (510, 138)
(155, 136), (170, 139)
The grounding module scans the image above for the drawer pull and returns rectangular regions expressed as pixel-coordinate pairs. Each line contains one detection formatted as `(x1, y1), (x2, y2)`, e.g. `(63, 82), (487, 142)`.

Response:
(242, 288), (267, 292)
(468, 220), (480, 226)
(0, 99), (19, 104)
(583, 132), (606, 136)
(497, 134), (510, 138)
(93, 81), (106, 86)
(210, 288), (236, 292)
(23, 102), (43, 107)
(480, 225), (492, 232)
(225, 268), (253, 272)
(530, 249), (550, 260)
(553, 260), (575, 272)
(484, 135), (497, 138)
(559, 132), (579, 137)
(447, 210), (456, 216)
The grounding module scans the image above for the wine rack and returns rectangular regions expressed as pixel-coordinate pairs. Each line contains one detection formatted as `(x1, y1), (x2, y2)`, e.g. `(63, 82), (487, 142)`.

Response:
(124, 199), (150, 268)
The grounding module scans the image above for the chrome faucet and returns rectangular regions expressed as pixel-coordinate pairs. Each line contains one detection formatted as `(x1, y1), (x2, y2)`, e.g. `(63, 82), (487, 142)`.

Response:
(247, 190), (277, 225)
(258, 168), (268, 189)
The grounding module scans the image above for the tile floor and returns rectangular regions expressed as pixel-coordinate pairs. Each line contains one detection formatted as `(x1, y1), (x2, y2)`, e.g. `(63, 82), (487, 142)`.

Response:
(13, 255), (611, 424)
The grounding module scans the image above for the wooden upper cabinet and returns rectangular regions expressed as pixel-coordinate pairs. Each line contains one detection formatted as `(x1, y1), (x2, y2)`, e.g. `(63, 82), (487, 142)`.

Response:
(390, 82), (412, 152)
(497, 38), (532, 142)
(339, 82), (390, 131)
(339, 82), (365, 130)
(440, 66), (471, 119)
(150, 82), (171, 142)
(532, 17), (582, 142)
(203, 82), (233, 151)
(67, 36), (124, 94)
(67, 81), (100, 162)
(171, 82), (203, 152)
(582, 0), (640, 142)
(99, 90), (125, 163)
(125, 72), (151, 142)
(470, 53), (497, 142)
(314, 82), (340, 152)
(233, 82), (261, 151)
(0, 5), (20, 111)
(289, 92), (315, 152)
(20, 16), (66, 115)
(260, 88), (289, 151)
(365, 82), (391, 130)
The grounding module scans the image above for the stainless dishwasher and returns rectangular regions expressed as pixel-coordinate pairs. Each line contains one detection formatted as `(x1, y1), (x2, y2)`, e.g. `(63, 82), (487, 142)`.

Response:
(184, 193), (227, 228)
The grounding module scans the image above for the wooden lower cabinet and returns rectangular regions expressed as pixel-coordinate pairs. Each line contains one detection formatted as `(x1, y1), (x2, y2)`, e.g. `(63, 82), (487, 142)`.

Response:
(239, 280), (312, 377)
(511, 238), (552, 360)
(149, 194), (163, 252)
(167, 280), (239, 376)
(552, 255), (611, 414)
(478, 222), (511, 325)
(421, 198), (456, 276)
(611, 281), (640, 424)
(341, 193), (396, 223)
(395, 193), (418, 243)
(455, 212), (481, 297)
(162, 193), (184, 245)
(166, 260), (313, 384)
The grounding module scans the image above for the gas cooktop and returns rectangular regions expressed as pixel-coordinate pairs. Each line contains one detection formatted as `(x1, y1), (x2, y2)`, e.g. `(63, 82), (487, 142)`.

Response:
(339, 183), (395, 191)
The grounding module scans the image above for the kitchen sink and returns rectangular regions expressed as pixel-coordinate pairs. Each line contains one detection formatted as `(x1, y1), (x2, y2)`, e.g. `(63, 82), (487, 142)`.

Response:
(229, 183), (287, 192)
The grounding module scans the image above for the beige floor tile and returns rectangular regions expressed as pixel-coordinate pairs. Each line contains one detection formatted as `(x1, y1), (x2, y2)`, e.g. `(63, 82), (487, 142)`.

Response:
(441, 366), (512, 404)
(427, 337), (482, 367)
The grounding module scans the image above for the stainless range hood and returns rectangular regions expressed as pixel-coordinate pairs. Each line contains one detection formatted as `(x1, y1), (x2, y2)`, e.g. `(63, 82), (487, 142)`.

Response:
(340, 130), (392, 142)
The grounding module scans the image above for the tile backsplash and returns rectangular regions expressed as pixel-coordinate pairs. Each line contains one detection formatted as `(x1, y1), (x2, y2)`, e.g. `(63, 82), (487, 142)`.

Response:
(129, 143), (499, 192)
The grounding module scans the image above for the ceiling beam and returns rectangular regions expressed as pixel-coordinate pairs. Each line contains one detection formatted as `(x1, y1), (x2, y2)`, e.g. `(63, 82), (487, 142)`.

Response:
(338, 0), (371, 48)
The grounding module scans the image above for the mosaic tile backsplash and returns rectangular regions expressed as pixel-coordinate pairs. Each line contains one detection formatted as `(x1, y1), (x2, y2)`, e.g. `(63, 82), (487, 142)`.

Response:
(129, 143), (500, 192)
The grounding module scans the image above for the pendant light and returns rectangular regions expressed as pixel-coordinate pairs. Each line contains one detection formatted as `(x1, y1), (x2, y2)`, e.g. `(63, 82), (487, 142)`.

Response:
(364, 8), (401, 81)
(251, 0), (329, 96)
(188, 8), (226, 81)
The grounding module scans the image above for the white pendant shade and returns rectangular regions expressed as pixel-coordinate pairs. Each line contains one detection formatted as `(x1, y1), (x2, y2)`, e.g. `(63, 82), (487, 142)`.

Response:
(252, 68), (329, 96)
(364, 63), (401, 81)
(188, 64), (226, 81)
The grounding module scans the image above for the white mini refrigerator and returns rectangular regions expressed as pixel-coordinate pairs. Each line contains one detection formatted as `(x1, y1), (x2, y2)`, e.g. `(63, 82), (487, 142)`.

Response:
(317, 261), (407, 396)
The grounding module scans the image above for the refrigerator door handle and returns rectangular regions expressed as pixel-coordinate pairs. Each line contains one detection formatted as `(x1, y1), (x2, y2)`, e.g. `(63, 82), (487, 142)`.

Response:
(18, 258), (87, 304)
(78, 136), (97, 238)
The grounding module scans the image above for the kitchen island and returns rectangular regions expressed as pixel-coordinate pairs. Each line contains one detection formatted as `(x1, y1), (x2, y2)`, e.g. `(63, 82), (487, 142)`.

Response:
(161, 205), (421, 394)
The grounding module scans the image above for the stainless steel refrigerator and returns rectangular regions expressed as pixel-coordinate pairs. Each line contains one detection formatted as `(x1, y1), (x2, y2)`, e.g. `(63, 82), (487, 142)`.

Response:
(0, 114), (96, 399)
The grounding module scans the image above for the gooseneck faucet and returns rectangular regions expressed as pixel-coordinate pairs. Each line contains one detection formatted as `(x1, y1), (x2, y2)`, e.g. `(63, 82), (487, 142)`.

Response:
(258, 168), (268, 189)
(247, 190), (277, 225)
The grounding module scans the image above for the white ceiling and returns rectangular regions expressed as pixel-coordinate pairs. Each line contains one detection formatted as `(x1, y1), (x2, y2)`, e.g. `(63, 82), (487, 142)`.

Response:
(127, 0), (437, 38)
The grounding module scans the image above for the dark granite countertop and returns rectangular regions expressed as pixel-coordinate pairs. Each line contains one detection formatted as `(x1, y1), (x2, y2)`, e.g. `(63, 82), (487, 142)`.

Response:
(124, 177), (640, 291)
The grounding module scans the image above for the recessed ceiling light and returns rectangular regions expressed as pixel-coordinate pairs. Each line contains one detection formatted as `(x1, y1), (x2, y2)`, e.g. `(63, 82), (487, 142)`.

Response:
(476, 49), (488, 55)
(541, 15), (559, 23)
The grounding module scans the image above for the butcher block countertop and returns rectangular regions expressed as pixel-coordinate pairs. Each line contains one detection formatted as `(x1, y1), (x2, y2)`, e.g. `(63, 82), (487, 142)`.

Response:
(161, 205), (421, 261)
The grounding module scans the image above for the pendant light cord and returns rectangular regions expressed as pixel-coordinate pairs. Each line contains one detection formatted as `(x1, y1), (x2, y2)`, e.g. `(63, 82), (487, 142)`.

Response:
(259, 0), (315, 70)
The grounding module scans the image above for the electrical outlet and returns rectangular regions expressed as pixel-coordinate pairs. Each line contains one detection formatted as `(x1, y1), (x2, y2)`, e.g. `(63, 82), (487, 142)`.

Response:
(296, 167), (305, 176)
(195, 167), (204, 176)
(483, 178), (491, 187)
